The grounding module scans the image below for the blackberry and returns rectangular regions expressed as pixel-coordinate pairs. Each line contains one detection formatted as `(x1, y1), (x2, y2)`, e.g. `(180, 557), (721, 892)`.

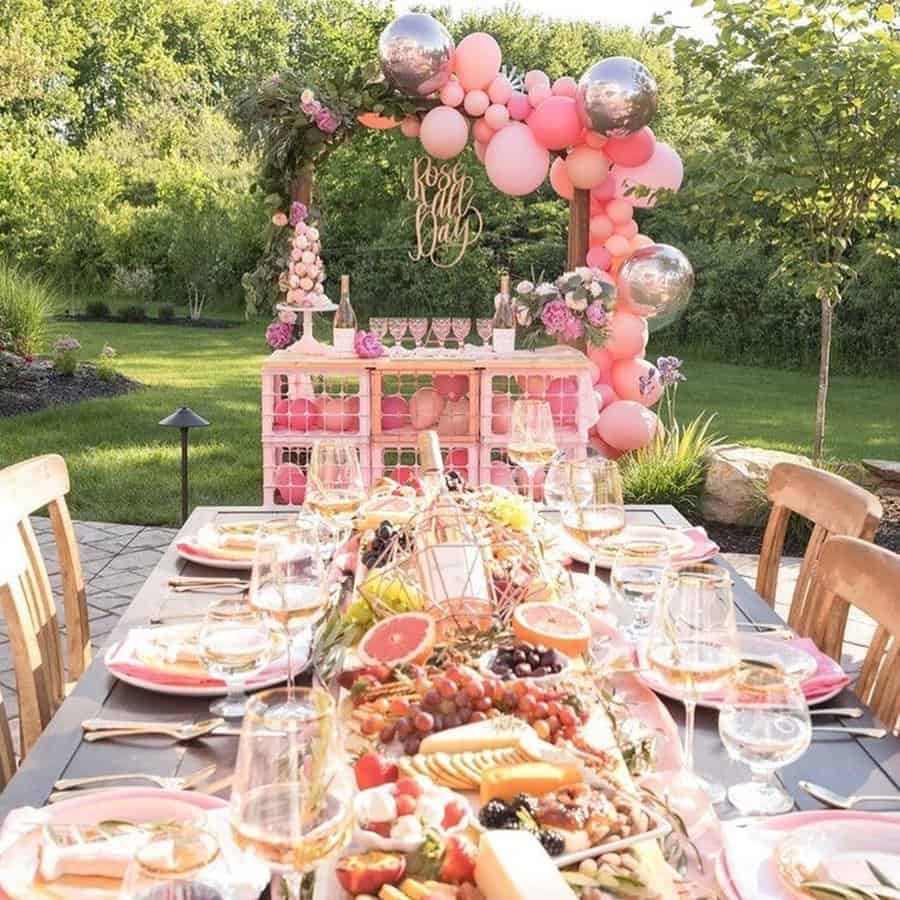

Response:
(376, 522), (393, 541)
(509, 793), (537, 816)
(538, 829), (565, 856)
(479, 799), (513, 829)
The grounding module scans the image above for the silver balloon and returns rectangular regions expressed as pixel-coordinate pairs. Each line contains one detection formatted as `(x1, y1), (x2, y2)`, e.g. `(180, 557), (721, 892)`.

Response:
(618, 244), (693, 333)
(577, 56), (658, 136)
(378, 13), (455, 98)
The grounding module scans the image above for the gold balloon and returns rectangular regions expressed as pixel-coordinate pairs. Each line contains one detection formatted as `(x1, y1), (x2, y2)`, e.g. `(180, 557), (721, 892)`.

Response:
(619, 244), (693, 333)
(378, 13), (455, 98)
(577, 56), (658, 137)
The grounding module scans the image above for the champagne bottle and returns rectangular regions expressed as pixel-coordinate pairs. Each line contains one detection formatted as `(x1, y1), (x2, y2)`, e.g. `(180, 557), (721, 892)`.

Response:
(491, 274), (516, 354)
(332, 274), (357, 353)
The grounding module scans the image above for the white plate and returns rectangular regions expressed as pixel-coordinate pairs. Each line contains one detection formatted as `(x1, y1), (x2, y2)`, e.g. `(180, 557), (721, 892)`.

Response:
(477, 648), (570, 685)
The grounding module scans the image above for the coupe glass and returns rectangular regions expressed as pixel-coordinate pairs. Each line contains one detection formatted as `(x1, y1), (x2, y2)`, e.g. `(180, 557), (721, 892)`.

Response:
(508, 398), (557, 504)
(476, 318), (493, 346)
(451, 317), (471, 347)
(368, 317), (388, 340)
(719, 664), (811, 815)
(230, 688), (354, 900)
(560, 458), (625, 583)
(198, 596), (280, 719)
(611, 539), (670, 642)
(387, 317), (408, 347)
(305, 438), (366, 521)
(408, 317), (429, 348)
(431, 317), (451, 348)
(121, 825), (231, 899)
(645, 564), (740, 803)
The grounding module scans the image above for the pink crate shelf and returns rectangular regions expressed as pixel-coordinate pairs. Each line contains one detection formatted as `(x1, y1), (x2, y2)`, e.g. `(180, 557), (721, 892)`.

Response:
(479, 439), (586, 500)
(263, 437), (371, 507)
(370, 438), (478, 487)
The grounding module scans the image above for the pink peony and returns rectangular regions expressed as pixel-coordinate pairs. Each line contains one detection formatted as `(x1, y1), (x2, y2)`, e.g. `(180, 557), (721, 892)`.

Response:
(289, 202), (307, 225)
(315, 107), (340, 133)
(265, 320), (294, 350)
(586, 301), (608, 328)
(271, 212), (288, 227)
(278, 308), (298, 325)
(354, 330), (385, 358)
(540, 299), (569, 336)
(561, 314), (584, 342)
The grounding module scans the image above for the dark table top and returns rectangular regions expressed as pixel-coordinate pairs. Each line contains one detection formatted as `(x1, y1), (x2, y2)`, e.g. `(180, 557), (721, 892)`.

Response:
(2, 504), (897, 823)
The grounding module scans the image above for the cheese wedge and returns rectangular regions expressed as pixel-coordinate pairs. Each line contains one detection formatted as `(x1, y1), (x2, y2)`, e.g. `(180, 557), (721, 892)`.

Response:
(479, 761), (583, 804)
(419, 718), (534, 755)
(474, 831), (576, 900)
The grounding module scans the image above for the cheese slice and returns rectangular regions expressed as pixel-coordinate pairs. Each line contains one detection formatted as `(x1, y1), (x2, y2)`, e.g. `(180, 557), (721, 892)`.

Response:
(419, 718), (534, 755)
(479, 761), (583, 804)
(474, 831), (576, 900)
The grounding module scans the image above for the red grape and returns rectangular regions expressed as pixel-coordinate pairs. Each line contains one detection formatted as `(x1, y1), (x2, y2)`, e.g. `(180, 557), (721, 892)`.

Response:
(436, 677), (456, 699)
(518, 694), (537, 715)
(423, 689), (441, 709)
(546, 715), (560, 734)
(379, 723), (396, 743)
(559, 706), (577, 728)
(404, 736), (421, 755)
(395, 718), (412, 740)
(469, 711), (487, 723)
(414, 711), (434, 733)
(475, 696), (493, 712)
(389, 697), (410, 716)
(464, 680), (485, 700)
(534, 701), (550, 720)
(439, 699), (455, 715)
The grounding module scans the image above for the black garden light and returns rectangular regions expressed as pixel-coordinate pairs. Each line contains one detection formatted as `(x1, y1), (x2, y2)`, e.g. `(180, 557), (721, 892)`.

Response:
(159, 407), (209, 525)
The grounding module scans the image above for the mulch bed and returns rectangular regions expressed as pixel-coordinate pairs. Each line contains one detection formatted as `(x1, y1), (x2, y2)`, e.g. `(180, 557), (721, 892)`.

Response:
(55, 314), (241, 329)
(0, 361), (141, 417)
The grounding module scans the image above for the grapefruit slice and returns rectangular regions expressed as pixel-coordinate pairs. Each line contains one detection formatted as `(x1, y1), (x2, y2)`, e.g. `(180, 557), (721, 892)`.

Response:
(512, 603), (590, 657)
(358, 613), (436, 667)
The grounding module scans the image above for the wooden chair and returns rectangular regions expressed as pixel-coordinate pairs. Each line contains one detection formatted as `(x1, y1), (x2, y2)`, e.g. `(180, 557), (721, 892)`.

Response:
(0, 455), (91, 755)
(756, 462), (882, 635)
(0, 688), (16, 791)
(804, 536), (900, 732)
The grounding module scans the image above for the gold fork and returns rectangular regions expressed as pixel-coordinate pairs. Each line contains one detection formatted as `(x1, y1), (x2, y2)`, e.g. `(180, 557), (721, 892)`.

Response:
(53, 762), (217, 794)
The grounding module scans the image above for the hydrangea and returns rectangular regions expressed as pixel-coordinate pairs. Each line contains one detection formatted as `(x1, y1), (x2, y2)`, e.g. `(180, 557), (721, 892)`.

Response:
(54, 336), (81, 353)
(586, 301), (608, 328)
(540, 299), (569, 335)
(265, 320), (294, 350)
(354, 330), (385, 358)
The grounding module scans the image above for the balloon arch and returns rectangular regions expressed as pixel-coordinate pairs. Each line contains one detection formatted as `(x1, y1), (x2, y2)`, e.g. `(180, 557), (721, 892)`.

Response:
(242, 12), (694, 455)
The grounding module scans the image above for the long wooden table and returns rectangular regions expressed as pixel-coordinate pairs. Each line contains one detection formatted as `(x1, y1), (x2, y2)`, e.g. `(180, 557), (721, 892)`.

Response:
(2, 504), (899, 823)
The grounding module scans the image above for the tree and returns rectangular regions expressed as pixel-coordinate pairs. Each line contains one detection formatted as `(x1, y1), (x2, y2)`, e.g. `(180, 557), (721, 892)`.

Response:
(665, 0), (900, 460)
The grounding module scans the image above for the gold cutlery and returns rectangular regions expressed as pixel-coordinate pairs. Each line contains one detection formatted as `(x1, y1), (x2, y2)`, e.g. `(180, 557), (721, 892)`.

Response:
(82, 718), (236, 742)
(53, 763), (217, 793)
(808, 707), (864, 718)
(800, 780), (900, 809)
(168, 576), (248, 587)
(812, 725), (887, 739)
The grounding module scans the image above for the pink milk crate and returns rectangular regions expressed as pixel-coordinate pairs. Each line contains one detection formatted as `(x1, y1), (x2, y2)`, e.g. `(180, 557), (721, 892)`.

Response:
(479, 439), (587, 501)
(371, 359), (479, 442)
(261, 354), (372, 440)
(479, 353), (597, 444)
(371, 438), (479, 488)
(262, 437), (371, 506)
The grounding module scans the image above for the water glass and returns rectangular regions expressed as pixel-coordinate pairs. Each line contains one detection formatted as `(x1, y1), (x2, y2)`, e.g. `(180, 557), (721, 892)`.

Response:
(476, 318), (493, 346)
(611, 539), (670, 642)
(368, 318), (388, 340)
(431, 317), (451, 347)
(451, 317), (471, 346)
(508, 398), (557, 503)
(719, 664), (811, 815)
(387, 317), (408, 346)
(408, 317), (429, 348)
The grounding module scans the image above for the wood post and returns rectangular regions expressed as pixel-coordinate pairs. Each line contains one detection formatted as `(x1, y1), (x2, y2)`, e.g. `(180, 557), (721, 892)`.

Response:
(291, 168), (313, 205)
(566, 188), (591, 269)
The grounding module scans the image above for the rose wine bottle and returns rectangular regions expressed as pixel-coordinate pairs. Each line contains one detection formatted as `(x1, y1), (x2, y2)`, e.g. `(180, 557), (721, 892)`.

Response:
(491, 274), (515, 354)
(332, 274), (357, 353)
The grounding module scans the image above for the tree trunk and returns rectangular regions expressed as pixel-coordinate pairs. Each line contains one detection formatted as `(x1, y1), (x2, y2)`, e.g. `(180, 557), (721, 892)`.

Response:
(567, 188), (590, 269)
(813, 294), (834, 463)
(291, 167), (313, 205)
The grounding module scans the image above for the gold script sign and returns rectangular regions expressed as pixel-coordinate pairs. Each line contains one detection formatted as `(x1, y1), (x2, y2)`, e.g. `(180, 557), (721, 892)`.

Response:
(407, 157), (483, 268)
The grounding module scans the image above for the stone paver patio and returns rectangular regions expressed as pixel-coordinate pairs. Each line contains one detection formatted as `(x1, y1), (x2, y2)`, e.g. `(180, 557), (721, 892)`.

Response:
(2, 518), (876, 755)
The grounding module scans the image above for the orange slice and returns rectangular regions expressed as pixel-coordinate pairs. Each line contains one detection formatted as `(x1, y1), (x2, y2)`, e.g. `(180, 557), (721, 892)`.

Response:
(511, 602), (590, 657)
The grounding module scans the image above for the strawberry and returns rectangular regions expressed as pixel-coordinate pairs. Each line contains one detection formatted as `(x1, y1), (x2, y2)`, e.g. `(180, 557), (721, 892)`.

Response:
(394, 777), (423, 798)
(441, 800), (466, 830)
(396, 793), (417, 816)
(366, 821), (392, 837)
(355, 751), (399, 790)
(439, 834), (477, 884)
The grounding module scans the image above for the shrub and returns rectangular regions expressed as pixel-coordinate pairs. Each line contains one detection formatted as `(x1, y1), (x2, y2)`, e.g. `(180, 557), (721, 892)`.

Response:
(111, 265), (155, 297)
(95, 344), (118, 381)
(119, 304), (147, 322)
(158, 304), (176, 321)
(53, 335), (81, 376)
(0, 261), (56, 355)
(85, 299), (111, 318)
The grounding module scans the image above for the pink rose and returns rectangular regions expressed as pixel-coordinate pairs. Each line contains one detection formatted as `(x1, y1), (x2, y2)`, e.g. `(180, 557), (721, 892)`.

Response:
(354, 330), (385, 359)
(271, 212), (288, 227)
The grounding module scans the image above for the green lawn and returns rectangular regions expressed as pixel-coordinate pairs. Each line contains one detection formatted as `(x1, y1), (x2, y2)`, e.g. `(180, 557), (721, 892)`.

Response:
(1, 319), (898, 526)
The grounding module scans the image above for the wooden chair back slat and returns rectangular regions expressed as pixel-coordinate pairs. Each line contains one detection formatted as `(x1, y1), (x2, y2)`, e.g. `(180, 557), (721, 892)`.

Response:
(0, 689), (16, 791)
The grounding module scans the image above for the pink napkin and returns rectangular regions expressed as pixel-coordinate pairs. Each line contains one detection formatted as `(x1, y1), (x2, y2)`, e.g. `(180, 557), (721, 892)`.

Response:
(674, 525), (719, 562)
(790, 636), (851, 700)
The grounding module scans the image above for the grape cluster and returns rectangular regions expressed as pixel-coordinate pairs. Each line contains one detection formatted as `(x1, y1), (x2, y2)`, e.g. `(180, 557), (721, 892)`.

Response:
(477, 796), (565, 857)
(444, 470), (465, 492)
(490, 642), (566, 679)
(361, 520), (409, 570)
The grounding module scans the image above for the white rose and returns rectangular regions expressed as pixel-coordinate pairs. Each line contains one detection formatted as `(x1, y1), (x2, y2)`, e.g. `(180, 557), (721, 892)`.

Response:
(300, 89), (315, 105)
(516, 280), (534, 294)
(294, 236), (309, 250)
(278, 309), (297, 324)
(307, 226), (320, 240)
(290, 248), (302, 261)
(589, 282), (602, 297)
(536, 282), (557, 297)
(575, 266), (592, 281)
(566, 296), (588, 312)
(301, 251), (315, 264)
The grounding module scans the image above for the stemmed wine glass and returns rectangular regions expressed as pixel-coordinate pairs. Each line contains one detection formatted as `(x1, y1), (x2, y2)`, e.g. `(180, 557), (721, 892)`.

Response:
(305, 439), (367, 520)
(560, 458), (625, 584)
(719, 663), (811, 815)
(508, 398), (557, 504)
(408, 317), (429, 349)
(431, 317), (451, 348)
(645, 564), (740, 803)
(369, 318), (388, 341)
(387, 317), (408, 347)
(451, 317), (471, 347)
(476, 318), (493, 346)
(230, 687), (354, 900)
(611, 539), (671, 643)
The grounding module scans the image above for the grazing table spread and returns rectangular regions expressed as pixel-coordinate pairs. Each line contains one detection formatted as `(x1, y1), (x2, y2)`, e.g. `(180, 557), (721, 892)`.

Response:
(2, 501), (899, 900)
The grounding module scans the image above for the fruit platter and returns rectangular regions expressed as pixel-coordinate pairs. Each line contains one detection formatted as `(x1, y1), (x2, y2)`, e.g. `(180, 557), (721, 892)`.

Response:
(307, 439), (698, 900)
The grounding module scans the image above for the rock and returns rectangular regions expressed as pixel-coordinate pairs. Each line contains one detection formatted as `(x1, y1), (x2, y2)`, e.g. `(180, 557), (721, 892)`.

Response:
(700, 445), (811, 526)
(863, 459), (900, 485)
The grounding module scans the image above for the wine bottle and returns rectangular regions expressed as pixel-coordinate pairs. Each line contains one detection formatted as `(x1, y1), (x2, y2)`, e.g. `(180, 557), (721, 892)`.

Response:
(491, 274), (516, 354)
(417, 430), (445, 502)
(332, 274), (357, 354)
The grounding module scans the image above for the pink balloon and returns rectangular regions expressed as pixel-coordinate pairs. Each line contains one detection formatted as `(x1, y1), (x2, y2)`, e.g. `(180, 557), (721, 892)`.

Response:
(491, 394), (513, 434)
(484, 122), (549, 196)
(546, 376), (579, 427)
(629, 233), (654, 251)
(489, 460), (517, 491)
(588, 434), (624, 460)
(463, 89), (490, 117)
(524, 69), (550, 90)
(589, 214), (614, 241)
(596, 401), (660, 451)
(591, 175), (617, 202)
(439, 80), (464, 107)
(484, 103), (509, 130)
(565, 146), (610, 190)
(473, 118), (494, 144)
(400, 116), (420, 138)
(528, 82), (552, 107)
(551, 76), (578, 98)
(380, 395), (409, 431)
(526, 96), (581, 150)
(507, 92), (530, 121)
(272, 398), (290, 430)
(474, 139), (487, 163)
(584, 131), (607, 150)
(586, 246), (612, 269)
(605, 234), (630, 257)
(604, 127), (656, 168)
(613, 142), (684, 208)
(275, 464), (306, 505)
(454, 32), (502, 90)
(488, 74), (513, 105)
(606, 198), (633, 225)
(419, 106), (469, 160)
(605, 312), (648, 360)
(549, 156), (573, 200)
(287, 397), (322, 431)
(615, 219), (639, 239)
(611, 358), (663, 406)
(515, 464), (545, 501)
(322, 395), (360, 432)
(588, 344), (615, 379)
(433, 373), (469, 401)
(595, 382), (620, 408)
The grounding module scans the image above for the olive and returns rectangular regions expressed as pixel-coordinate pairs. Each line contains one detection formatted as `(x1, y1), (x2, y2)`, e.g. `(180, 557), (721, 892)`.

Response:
(376, 524), (393, 541)
(513, 650), (526, 664)
(514, 663), (532, 677)
(533, 666), (549, 677)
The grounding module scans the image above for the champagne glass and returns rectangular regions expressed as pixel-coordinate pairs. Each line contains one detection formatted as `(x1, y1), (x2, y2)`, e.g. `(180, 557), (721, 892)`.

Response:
(719, 664), (811, 815)
(408, 317), (429, 348)
(230, 688), (354, 900)
(476, 318), (493, 346)
(431, 317), (451, 348)
(451, 317), (471, 347)
(121, 825), (232, 899)
(611, 539), (670, 642)
(199, 596), (280, 719)
(645, 564), (740, 803)
(387, 317), (408, 347)
(368, 317), (388, 340)
(305, 438), (366, 520)
(560, 458), (625, 583)
(508, 398), (557, 504)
